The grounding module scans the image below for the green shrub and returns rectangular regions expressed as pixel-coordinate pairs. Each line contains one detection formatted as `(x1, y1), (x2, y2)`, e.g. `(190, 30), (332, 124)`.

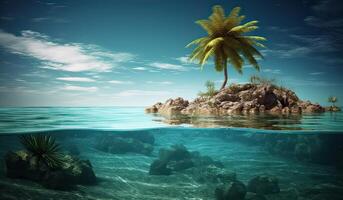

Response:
(198, 80), (217, 97)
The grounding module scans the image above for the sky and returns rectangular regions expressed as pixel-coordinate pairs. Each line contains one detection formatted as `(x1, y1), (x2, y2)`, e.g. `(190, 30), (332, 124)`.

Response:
(0, 0), (342, 106)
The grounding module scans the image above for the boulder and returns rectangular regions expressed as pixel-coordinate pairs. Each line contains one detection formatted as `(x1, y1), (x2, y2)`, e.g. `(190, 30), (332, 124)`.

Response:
(95, 133), (154, 155)
(245, 192), (267, 200)
(247, 175), (280, 195)
(149, 159), (172, 175)
(215, 181), (247, 200)
(228, 102), (244, 114)
(159, 97), (189, 116)
(196, 165), (236, 183)
(325, 106), (341, 112)
(5, 151), (96, 190)
(214, 93), (240, 102)
(95, 136), (153, 155)
(149, 144), (224, 176)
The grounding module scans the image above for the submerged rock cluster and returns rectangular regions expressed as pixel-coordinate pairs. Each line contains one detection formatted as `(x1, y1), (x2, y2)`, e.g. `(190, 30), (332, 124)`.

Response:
(149, 144), (224, 175)
(225, 132), (343, 170)
(95, 132), (155, 155)
(5, 150), (96, 190)
(146, 83), (326, 116)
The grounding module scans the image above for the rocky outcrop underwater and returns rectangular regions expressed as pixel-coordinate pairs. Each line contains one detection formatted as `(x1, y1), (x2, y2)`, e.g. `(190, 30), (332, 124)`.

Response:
(4, 134), (97, 190)
(146, 83), (327, 116)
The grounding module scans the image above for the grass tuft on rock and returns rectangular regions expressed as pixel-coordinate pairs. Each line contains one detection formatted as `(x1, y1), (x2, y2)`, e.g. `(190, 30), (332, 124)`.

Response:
(19, 134), (66, 169)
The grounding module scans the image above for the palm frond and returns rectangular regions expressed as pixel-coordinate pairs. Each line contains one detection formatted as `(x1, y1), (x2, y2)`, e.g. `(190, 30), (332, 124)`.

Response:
(196, 20), (215, 35)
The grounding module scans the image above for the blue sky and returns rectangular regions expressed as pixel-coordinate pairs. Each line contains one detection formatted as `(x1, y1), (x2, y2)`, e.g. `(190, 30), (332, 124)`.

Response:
(0, 0), (342, 106)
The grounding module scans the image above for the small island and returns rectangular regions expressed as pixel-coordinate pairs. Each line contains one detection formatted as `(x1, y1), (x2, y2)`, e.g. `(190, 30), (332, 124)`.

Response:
(146, 81), (326, 117)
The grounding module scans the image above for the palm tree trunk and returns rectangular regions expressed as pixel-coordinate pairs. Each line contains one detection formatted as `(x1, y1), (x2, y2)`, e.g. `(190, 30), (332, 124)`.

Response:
(220, 60), (228, 90)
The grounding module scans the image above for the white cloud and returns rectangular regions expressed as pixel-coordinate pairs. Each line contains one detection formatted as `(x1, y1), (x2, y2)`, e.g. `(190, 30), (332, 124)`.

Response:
(108, 80), (134, 84)
(132, 67), (147, 71)
(56, 77), (96, 82)
(62, 85), (98, 92)
(0, 30), (134, 72)
(149, 62), (187, 71)
(146, 81), (173, 85)
(116, 90), (171, 97)
(263, 68), (281, 74)
(175, 56), (197, 65)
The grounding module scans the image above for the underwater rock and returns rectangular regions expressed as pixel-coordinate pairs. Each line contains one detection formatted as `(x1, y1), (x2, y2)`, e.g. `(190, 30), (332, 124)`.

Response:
(146, 83), (326, 117)
(247, 175), (280, 195)
(149, 144), (224, 176)
(245, 192), (267, 200)
(215, 181), (247, 200)
(149, 159), (172, 175)
(194, 165), (236, 183)
(264, 188), (298, 200)
(95, 134), (154, 155)
(325, 106), (341, 112)
(299, 183), (343, 200)
(5, 151), (96, 190)
(159, 144), (192, 162)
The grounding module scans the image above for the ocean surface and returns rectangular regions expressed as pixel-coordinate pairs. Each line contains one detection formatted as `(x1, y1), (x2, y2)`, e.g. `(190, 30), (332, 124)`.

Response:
(0, 107), (342, 199)
(0, 107), (343, 133)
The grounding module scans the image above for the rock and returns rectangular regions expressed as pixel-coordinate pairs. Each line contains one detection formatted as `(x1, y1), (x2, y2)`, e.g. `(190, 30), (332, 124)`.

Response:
(215, 181), (247, 200)
(325, 106), (341, 112)
(159, 98), (189, 116)
(146, 83), (327, 117)
(281, 107), (290, 114)
(145, 102), (163, 113)
(159, 144), (191, 162)
(214, 93), (240, 102)
(198, 165), (236, 183)
(247, 175), (280, 195)
(94, 132), (155, 155)
(168, 159), (194, 171)
(149, 145), (224, 176)
(299, 101), (325, 113)
(245, 192), (266, 200)
(228, 102), (244, 114)
(300, 183), (343, 200)
(290, 105), (301, 114)
(265, 188), (298, 200)
(95, 134), (154, 155)
(5, 151), (97, 190)
(149, 159), (172, 175)
(259, 105), (266, 113)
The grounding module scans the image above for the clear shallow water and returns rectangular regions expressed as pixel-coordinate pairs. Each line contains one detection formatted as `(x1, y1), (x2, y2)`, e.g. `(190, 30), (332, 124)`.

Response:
(0, 128), (342, 199)
(0, 107), (342, 199)
(0, 107), (169, 133)
(0, 107), (343, 133)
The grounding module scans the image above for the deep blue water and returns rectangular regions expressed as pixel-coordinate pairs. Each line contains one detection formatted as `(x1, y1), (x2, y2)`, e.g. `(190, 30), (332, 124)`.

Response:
(0, 107), (342, 199)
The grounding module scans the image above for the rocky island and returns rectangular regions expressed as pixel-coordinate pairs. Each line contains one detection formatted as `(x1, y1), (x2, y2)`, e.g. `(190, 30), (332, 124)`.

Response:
(146, 83), (327, 117)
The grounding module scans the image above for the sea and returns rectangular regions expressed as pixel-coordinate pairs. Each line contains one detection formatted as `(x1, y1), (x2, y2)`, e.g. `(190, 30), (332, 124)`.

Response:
(0, 107), (342, 199)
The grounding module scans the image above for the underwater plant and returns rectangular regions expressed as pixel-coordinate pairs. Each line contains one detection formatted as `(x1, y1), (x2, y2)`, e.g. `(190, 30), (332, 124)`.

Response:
(328, 96), (338, 107)
(19, 134), (65, 169)
(187, 5), (266, 90)
(198, 80), (217, 97)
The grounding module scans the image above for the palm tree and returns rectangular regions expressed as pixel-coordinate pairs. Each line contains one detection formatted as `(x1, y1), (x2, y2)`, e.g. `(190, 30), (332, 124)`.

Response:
(187, 5), (266, 90)
(328, 96), (338, 107)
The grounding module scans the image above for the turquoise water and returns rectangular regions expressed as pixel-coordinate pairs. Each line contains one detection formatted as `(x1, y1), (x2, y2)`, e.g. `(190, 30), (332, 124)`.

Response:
(0, 107), (343, 133)
(0, 107), (342, 199)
